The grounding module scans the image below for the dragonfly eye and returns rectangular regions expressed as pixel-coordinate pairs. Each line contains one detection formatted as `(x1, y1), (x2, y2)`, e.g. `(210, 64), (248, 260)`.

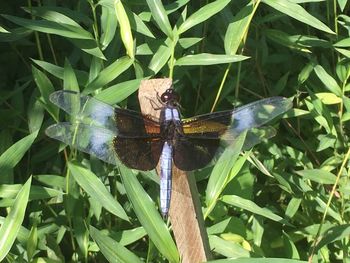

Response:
(161, 93), (169, 102)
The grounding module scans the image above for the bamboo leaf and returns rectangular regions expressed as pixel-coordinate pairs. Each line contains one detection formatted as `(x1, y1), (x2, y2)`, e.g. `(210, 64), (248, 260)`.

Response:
(68, 162), (129, 222)
(175, 53), (249, 66)
(119, 165), (179, 262)
(0, 177), (31, 261)
(115, 0), (134, 58)
(90, 226), (142, 263)
(178, 0), (231, 34)
(85, 56), (134, 93)
(146, 0), (173, 38)
(262, 0), (335, 34)
(0, 131), (38, 184)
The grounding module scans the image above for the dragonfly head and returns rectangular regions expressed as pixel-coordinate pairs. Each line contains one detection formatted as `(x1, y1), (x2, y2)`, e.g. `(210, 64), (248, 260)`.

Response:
(161, 88), (180, 106)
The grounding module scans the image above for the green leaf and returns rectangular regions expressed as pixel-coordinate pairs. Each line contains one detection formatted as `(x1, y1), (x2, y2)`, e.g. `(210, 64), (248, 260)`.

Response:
(68, 162), (129, 222)
(2, 14), (105, 59)
(0, 177), (31, 261)
(148, 41), (172, 74)
(314, 65), (342, 96)
(0, 131), (38, 184)
(119, 165), (179, 262)
(208, 235), (250, 258)
(100, 5), (118, 50)
(207, 259), (307, 263)
(63, 59), (79, 93)
(313, 93), (342, 105)
(175, 53), (249, 66)
(146, 0), (173, 38)
(22, 6), (92, 27)
(295, 169), (336, 184)
(262, 0), (335, 34)
(178, 0), (231, 35)
(90, 226), (142, 263)
(33, 174), (66, 189)
(334, 37), (350, 47)
(2, 14), (93, 39)
(0, 184), (62, 201)
(94, 78), (143, 104)
(32, 66), (58, 121)
(85, 56), (134, 94)
(127, 9), (155, 38)
(285, 198), (302, 219)
(222, 195), (292, 226)
(178, 37), (203, 49)
(224, 1), (254, 55)
(31, 59), (88, 85)
(114, 0), (134, 58)
(205, 133), (246, 217)
(264, 29), (311, 53)
(0, 27), (32, 42)
(315, 224), (350, 252)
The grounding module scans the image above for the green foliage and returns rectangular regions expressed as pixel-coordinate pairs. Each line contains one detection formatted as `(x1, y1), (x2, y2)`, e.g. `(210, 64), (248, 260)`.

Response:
(0, 0), (350, 262)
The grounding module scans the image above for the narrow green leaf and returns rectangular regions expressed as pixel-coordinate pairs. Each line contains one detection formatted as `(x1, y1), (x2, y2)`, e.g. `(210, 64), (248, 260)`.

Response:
(70, 38), (106, 59)
(295, 169), (336, 184)
(0, 131), (38, 184)
(0, 184), (62, 201)
(2, 14), (93, 39)
(90, 226), (142, 263)
(313, 93), (342, 105)
(209, 235), (250, 258)
(0, 177), (31, 261)
(178, 0), (231, 34)
(85, 56), (134, 94)
(26, 225), (37, 261)
(68, 162), (129, 222)
(115, 0), (134, 58)
(175, 53), (249, 66)
(63, 59), (79, 92)
(264, 29), (311, 53)
(262, 0), (335, 34)
(285, 198), (301, 219)
(73, 217), (88, 259)
(222, 195), (291, 226)
(148, 42), (172, 74)
(32, 66), (58, 121)
(207, 258), (307, 263)
(117, 227), (147, 246)
(127, 9), (155, 38)
(178, 37), (202, 49)
(31, 59), (89, 85)
(22, 6), (92, 27)
(33, 174), (66, 189)
(94, 78), (143, 104)
(119, 165), (179, 263)
(334, 38), (350, 47)
(335, 47), (350, 58)
(315, 224), (350, 252)
(100, 5), (118, 50)
(28, 95), (44, 133)
(0, 27), (32, 42)
(205, 133), (246, 217)
(224, 1), (254, 55)
(146, 0), (173, 38)
(314, 65), (342, 96)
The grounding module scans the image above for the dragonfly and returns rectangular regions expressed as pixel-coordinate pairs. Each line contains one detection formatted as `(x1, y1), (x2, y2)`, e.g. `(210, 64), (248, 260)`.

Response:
(46, 88), (292, 217)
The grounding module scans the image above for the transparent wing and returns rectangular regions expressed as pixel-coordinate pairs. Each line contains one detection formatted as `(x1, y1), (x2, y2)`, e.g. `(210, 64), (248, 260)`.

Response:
(49, 90), (160, 136)
(174, 97), (292, 171)
(182, 97), (292, 140)
(46, 122), (119, 165)
(49, 90), (117, 131)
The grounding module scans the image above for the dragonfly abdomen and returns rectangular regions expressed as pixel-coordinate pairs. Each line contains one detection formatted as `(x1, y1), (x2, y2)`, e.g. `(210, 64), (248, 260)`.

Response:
(160, 141), (172, 218)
